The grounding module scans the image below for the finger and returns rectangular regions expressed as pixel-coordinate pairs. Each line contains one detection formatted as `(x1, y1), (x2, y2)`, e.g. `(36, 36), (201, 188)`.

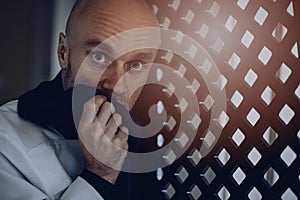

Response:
(81, 95), (107, 125)
(104, 113), (122, 140)
(96, 102), (116, 127)
(116, 126), (129, 141)
(113, 127), (129, 150)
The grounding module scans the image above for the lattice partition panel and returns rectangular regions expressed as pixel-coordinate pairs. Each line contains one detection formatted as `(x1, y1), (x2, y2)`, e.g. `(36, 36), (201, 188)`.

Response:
(131, 0), (300, 199)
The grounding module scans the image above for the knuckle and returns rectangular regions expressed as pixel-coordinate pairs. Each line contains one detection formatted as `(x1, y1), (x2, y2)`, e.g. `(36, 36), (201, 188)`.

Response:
(120, 126), (129, 134)
(123, 143), (129, 150)
(84, 96), (104, 109)
(113, 138), (122, 147)
(113, 113), (122, 125)
(103, 102), (116, 113)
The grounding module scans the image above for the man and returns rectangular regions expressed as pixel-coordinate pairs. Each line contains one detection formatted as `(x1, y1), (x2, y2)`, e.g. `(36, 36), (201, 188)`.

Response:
(0, 0), (162, 199)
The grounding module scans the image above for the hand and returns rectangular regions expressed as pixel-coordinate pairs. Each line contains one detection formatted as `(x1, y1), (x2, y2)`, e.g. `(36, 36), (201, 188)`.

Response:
(78, 95), (129, 184)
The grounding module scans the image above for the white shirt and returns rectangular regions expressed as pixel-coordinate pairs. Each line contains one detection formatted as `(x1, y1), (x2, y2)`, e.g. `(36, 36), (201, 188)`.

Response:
(0, 100), (104, 200)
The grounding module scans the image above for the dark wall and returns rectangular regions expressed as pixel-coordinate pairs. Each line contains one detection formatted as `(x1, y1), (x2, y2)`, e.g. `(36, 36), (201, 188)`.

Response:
(0, 0), (54, 105)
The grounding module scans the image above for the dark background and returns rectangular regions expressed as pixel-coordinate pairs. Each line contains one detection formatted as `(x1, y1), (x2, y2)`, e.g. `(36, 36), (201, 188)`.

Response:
(0, 0), (74, 105)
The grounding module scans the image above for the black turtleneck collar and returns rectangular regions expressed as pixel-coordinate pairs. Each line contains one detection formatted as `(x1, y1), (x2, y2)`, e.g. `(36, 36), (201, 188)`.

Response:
(17, 71), (79, 139)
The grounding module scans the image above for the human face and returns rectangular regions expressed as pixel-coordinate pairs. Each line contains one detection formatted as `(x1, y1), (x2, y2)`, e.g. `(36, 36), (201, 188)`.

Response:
(58, 0), (160, 109)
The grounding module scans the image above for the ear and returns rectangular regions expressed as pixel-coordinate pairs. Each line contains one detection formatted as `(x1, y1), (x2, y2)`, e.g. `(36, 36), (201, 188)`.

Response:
(57, 32), (69, 70)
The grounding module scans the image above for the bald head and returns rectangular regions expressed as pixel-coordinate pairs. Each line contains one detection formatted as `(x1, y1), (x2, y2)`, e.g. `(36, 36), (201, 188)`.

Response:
(65, 0), (159, 40)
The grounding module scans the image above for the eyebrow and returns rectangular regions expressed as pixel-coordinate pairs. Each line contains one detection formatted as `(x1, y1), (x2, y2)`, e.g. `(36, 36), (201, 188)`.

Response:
(84, 39), (113, 52)
(84, 38), (154, 60)
(131, 52), (154, 60)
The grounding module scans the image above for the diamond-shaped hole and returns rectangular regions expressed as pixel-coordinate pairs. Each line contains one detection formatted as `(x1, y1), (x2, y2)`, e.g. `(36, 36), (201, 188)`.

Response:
(246, 108), (260, 126)
(168, 0), (181, 11)
(217, 148), (231, 166)
(263, 126), (278, 146)
(164, 116), (176, 131)
(279, 104), (295, 125)
(211, 38), (224, 54)
(187, 114), (201, 130)
(217, 186), (230, 200)
(232, 128), (245, 147)
(187, 184), (201, 200)
(225, 15), (237, 32)
(231, 90), (244, 108)
(162, 183), (175, 199)
(188, 149), (202, 166)
(247, 147), (262, 166)
(161, 52), (174, 64)
(237, 0), (249, 10)
(254, 7), (268, 26)
(202, 167), (216, 185)
(198, 59), (212, 74)
(162, 83), (175, 97)
(248, 187), (262, 200)
(258, 46), (272, 65)
(244, 69), (258, 87)
(162, 149), (176, 165)
(272, 23), (288, 42)
(282, 188), (297, 200)
(200, 94), (214, 111)
(161, 17), (171, 28)
(295, 84), (300, 99)
(264, 167), (279, 187)
(187, 79), (200, 94)
(175, 97), (188, 113)
(196, 23), (209, 39)
(175, 132), (189, 149)
(214, 74), (228, 90)
(228, 53), (241, 70)
(280, 146), (297, 167)
(174, 64), (187, 78)
(181, 9), (195, 24)
(287, 1), (294, 16)
(184, 44), (198, 59)
(217, 111), (230, 128)
(241, 30), (254, 48)
(291, 42), (299, 58)
(232, 167), (246, 185)
(276, 63), (292, 84)
(261, 86), (275, 106)
(208, 1), (221, 18)
(175, 166), (189, 184)
(202, 130), (216, 148)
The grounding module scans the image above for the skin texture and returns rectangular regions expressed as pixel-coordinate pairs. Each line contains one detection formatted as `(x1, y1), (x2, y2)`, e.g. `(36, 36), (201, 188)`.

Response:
(57, 0), (159, 184)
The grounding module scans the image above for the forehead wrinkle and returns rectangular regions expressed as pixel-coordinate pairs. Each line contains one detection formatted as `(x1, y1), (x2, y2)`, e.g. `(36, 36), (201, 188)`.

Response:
(86, 8), (158, 32)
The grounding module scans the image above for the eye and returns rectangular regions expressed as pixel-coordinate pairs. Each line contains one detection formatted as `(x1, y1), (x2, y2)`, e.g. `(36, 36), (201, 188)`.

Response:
(91, 52), (106, 63)
(127, 61), (144, 71)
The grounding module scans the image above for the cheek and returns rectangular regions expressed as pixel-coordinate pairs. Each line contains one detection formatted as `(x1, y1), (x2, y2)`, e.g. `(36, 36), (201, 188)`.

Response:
(73, 60), (106, 87)
(126, 72), (148, 92)
(125, 73), (149, 108)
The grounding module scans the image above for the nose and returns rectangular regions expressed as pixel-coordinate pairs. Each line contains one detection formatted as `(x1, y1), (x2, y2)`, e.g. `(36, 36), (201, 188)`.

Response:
(101, 61), (127, 94)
